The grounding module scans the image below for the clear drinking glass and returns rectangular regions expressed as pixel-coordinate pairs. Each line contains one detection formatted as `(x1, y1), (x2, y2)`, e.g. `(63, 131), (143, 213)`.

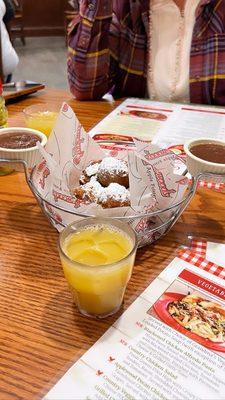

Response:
(58, 218), (137, 319)
(23, 104), (58, 137)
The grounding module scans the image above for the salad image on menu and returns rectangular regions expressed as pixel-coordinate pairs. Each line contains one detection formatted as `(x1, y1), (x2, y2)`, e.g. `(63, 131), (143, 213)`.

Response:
(151, 277), (225, 355)
(168, 292), (225, 343)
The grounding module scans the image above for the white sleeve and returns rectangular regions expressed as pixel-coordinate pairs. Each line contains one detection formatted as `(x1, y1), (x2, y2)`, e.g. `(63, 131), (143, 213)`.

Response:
(0, 0), (5, 19)
(1, 20), (19, 76)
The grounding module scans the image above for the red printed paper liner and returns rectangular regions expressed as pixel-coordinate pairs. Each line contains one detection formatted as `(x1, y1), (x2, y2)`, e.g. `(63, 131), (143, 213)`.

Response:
(167, 144), (185, 157)
(34, 104), (190, 247)
(153, 292), (225, 352)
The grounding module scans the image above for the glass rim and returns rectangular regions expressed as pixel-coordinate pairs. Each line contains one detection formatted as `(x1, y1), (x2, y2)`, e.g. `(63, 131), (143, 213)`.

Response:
(58, 217), (138, 269)
(23, 103), (59, 116)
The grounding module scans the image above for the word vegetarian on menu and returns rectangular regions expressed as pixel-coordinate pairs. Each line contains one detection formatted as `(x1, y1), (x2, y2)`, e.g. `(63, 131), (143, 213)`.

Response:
(89, 98), (225, 151)
(45, 243), (225, 400)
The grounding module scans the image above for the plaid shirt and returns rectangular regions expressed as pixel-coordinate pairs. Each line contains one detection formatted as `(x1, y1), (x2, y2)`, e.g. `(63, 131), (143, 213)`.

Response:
(68, 0), (225, 105)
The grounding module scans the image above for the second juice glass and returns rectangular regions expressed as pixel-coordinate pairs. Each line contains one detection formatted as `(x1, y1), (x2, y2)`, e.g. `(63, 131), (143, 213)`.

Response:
(23, 104), (58, 137)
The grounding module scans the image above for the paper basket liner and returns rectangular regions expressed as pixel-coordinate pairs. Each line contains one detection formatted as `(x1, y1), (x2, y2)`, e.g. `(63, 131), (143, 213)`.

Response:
(33, 103), (189, 246)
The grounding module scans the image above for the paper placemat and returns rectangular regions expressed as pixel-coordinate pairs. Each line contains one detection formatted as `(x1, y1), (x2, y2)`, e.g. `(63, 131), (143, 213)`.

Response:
(45, 241), (225, 400)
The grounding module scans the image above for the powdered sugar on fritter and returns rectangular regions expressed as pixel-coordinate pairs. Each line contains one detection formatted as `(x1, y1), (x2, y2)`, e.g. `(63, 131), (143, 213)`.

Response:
(99, 183), (130, 204)
(82, 176), (103, 198)
(85, 162), (100, 177)
(98, 157), (128, 175)
(81, 177), (129, 204)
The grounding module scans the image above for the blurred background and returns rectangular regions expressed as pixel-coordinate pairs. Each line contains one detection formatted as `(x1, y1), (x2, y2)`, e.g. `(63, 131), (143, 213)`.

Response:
(3, 0), (76, 88)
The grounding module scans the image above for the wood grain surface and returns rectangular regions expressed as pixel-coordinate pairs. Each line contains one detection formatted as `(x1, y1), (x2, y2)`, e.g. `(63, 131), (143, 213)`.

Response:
(1, 88), (225, 399)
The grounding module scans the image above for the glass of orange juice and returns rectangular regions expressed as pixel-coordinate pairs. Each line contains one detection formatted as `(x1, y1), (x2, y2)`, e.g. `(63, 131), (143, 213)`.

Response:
(58, 218), (137, 318)
(23, 104), (58, 137)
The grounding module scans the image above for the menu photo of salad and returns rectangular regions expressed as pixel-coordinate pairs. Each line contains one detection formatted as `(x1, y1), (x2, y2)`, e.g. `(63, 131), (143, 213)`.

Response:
(151, 270), (225, 353)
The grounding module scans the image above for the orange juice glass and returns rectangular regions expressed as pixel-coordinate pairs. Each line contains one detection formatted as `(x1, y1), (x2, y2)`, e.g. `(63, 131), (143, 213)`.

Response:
(58, 218), (137, 318)
(23, 104), (58, 137)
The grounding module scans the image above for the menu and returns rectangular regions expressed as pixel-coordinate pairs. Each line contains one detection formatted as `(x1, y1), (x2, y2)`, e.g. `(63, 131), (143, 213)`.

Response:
(45, 241), (225, 400)
(89, 98), (225, 149)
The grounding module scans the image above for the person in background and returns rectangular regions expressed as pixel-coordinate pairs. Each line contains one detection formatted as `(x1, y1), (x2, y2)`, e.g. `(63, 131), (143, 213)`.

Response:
(0, 0), (19, 82)
(3, 0), (15, 25)
(68, 0), (225, 105)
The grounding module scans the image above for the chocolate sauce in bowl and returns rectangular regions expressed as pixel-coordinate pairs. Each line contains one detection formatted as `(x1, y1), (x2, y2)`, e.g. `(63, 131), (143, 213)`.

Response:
(190, 143), (225, 164)
(0, 131), (41, 149)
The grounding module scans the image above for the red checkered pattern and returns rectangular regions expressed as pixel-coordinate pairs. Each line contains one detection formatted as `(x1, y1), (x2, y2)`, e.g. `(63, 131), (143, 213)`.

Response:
(198, 180), (225, 191)
(177, 249), (225, 280)
(188, 177), (224, 192)
(190, 238), (207, 256)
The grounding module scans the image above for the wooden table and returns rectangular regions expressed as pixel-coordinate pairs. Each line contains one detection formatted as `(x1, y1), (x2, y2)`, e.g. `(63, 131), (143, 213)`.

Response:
(1, 88), (225, 399)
